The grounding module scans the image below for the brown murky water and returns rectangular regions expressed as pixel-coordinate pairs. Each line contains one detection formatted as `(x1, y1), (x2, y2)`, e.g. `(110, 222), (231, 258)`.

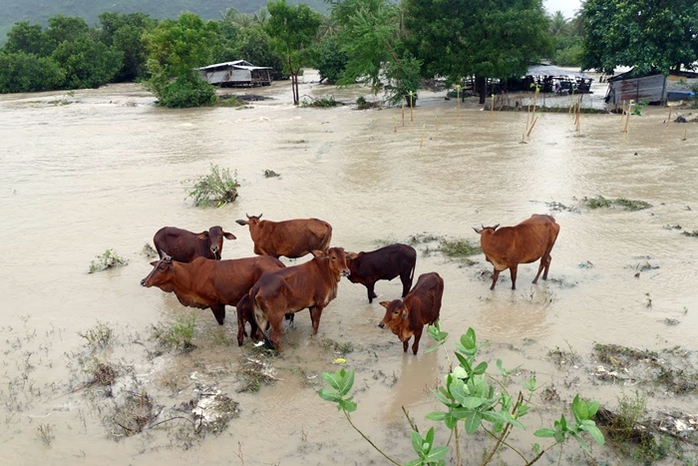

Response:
(2, 71), (698, 465)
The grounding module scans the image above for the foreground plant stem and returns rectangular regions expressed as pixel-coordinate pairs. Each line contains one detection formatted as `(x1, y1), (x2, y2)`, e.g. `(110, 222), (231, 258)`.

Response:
(343, 410), (401, 466)
(480, 392), (524, 466)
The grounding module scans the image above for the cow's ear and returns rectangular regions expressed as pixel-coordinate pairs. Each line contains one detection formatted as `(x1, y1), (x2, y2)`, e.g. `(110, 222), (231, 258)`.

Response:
(347, 252), (358, 260)
(150, 260), (159, 266)
(235, 219), (248, 226)
(311, 250), (326, 258)
(379, 301), (390, 309)
(197, 232), (210, 239)
(224, 232), (236, 240)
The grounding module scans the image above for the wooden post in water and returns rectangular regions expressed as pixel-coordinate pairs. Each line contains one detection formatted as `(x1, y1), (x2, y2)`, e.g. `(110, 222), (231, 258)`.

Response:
(620, 100), (626, 125)
(624, 100), (633, 134)
(401, 102), (405, 127)
(666, 105), (673, 127)
(393, 115), (397, 133)
(456, 84), (461, 116)
(490, 94), (495, 124)
(409, 92), (415, 123)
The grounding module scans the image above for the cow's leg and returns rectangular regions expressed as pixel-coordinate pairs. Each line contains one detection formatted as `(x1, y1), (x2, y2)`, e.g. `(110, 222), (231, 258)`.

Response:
(400, 273), (412, 298)
(532, 258), (546, 284)
(367, 283), (376, 303)
(542, 254), (552, 280)
(509, 265), (518, 290)
(211, 305), (226, 325)
(237, 309), (246, 346)
(402, 339), (409, 352)
(411, 329), (423, 355)
(309, 305), (325, 335)
(490, 269), (501, 290)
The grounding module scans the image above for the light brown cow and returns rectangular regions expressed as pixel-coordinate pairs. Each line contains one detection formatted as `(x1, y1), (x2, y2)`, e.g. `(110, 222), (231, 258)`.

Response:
(248, 247), (350, 352)
(140, 255), (285, 325)
(473, 214), (560, 290)
(379, 272), (444, 355)
(235, 214), (332, 259)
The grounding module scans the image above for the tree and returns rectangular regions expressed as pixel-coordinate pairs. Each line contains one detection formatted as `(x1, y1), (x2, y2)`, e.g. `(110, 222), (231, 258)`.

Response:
(51, 33), (123, 89)
(582, 0), (698, 75)
(144, 12), (219, 107)
(265, 0), (322, 104)
(404, 0), (551, 103)
(43, 15), (90, 51)
(315, 35), (348, 84)
(235, 26), (285, 78)
(98, 12), (157, 82)
(2, 21), (45, 56)
(0, 52), (65, 93)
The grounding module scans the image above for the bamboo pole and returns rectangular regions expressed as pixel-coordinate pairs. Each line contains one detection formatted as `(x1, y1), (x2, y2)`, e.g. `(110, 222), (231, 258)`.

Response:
(624, 100), (633, 133)
(490, 94), (495, 124)
(408, 92), (415, 122)
(457, 84), (461, 116)
(393, 115), (397, 133)
(401, 102), (405, 127)
(666, 105), (673, 127)
(620, 100), (626, 125)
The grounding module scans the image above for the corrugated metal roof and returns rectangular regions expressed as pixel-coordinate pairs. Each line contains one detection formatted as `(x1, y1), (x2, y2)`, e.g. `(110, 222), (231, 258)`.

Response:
(197, 60), (272, 71)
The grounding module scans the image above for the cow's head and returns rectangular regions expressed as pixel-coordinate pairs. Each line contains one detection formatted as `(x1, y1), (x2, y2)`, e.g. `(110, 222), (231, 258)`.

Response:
(378, 299), (407, 330)
(473, 224), (500, 235)
(313, 247), (350, 278)
(236, 213), (263, 228)
(199, 226), (236, 259)
(140, 255), (175, 289)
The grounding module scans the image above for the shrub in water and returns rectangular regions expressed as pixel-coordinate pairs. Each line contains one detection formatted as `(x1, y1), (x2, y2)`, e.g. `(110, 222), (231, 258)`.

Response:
(186, 164), (240, 207)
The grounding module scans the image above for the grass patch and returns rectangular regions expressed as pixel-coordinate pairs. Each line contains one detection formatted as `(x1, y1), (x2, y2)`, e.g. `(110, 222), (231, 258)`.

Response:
(437, 238), (481, 258)
(186, 164), (239, 207)
(237, 354), (278, 393)
(320, 337), (355, 355)
(681, 230), (698, 238)
(89, 249), (128, 273)
(78, 321), (115, 350)
(150, 313), (197, 352)
(547, 344), (581, 367)
(216, 95), (244, 107)
(106, 389), (157, 438)
(301, 95), (340, 107)
(141, 243), (157, 258)
(582, 196), (652, 211)
(35, 423), (55, 446)
(264, 169), (280, 178)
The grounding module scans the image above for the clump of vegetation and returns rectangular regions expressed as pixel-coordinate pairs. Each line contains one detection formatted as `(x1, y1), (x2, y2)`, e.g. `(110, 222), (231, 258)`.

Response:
(89, 249), (128, 273)
(546, 200), (580, 213)
(582, 196), (652, 211)
(150, 313), (197, 352)
(264, 169), (280, 178)
(355, 96), (380, 110)
(216, 95), (244, 107)
(319, 325), (605, 466)
(78, 321), (115, 349)
(320, 337), (355, 355)
(547, 344), (581, 367)
(192, 392), (239, 433)
(437, 238), (481, 258)
(186, 164), (240, 207)
(106, 389), (157, 437)
(238, 354), (278, 393)
(141, 243), (158, 258)
(301, 95), (340, 107)
(682, 230), (698, 238)
(36, 423), (55, 446)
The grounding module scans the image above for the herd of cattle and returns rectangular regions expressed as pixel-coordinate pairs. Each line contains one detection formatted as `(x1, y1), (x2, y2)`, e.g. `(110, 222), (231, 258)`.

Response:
(140, 213), (560, 354)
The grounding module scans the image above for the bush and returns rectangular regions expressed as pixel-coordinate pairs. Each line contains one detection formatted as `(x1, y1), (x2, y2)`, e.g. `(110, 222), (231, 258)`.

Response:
(152, 74), (217, 108)
(89, 249), (128, 273)
(186, 164), (240, 207)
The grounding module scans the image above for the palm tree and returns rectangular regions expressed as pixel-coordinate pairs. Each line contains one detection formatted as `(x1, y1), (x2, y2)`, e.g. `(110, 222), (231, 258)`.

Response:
(550, 11), (569, 37)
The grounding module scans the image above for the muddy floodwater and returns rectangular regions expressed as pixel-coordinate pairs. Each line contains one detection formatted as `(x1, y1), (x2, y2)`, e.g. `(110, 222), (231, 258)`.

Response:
(2, 71), (698, 465)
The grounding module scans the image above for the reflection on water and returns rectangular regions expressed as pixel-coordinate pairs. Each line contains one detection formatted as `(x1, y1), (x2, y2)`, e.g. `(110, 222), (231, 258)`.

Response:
(2, 75), (698, 464)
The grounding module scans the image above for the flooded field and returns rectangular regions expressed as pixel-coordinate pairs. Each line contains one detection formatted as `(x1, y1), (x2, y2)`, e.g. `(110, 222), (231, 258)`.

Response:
(2, 71), (698, 465)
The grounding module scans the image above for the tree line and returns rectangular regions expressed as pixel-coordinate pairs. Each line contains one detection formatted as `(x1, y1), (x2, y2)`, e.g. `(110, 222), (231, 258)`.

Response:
(1, 0), (696, 107)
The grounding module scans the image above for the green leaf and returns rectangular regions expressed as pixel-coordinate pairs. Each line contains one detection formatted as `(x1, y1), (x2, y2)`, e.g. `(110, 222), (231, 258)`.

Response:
(480, 411), (507, 425)
(533, 443), (541, 454)
(581, 421), (605, 445)
(426, 411), (447, 421)
(496, 358), (509, 376)
(321, 370), (343, 391)
(455, 352), (472, 373)
(444, 412), (458, 429)
(425, 445), (449, 462)
(571, 395), (587, 423)
(464, 412), (482, 434)
(452, 366), (467, 379)
(472, 361), (488, 375)
(404, 460), (422, 466)
(339, 398), (357, 413)
(461, 328), (476, 350)
(318, 388), (342, 403)
(425, 427), (435, 446)
(534, 428), (556, 438)
(410, 430), (424, 455)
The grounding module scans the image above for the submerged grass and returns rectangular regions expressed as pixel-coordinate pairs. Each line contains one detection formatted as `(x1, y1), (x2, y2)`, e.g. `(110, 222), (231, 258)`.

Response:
(150, 313), (197, 352)
(78, 321), (115, 350)
(89, 249), (128, 273)
(582, 196), (652, 211)
(186, 164), (239, 207)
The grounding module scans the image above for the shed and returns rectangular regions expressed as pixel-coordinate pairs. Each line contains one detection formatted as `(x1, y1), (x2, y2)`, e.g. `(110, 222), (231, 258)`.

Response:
(197, 60), (273, 87)
(494, 64), (593, 94)
(604, 70), (667, 106)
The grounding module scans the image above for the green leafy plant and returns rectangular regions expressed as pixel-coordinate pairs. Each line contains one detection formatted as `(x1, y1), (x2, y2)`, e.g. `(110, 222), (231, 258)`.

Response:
(318, 325), (605, 465)
(150, 313), (197, 351)
(89, 249), (128, 273)
(186, 164), (240, 207)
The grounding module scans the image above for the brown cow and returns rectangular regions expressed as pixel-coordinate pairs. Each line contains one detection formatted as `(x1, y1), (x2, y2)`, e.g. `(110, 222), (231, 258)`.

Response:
(235, 214), (332, 259)
(473, 214), (560, 290)
(346, 244), (416, 303)
(248, 247), (350, 352)
(140, 255), (285, 325)
(153, 226), (236, 262)
(378, 272), (444, 355)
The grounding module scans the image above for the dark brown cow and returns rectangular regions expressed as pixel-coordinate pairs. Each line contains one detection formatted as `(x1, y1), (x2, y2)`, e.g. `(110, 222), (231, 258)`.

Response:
(153, 226), (236, 262)
(473, 214), (560, 290)
(140, 255), (285, 325)
(248, 247), (350, 352)
(378, 272), (444, 355)
(346, 243), (416, 303)
(235, 214), (332, 259)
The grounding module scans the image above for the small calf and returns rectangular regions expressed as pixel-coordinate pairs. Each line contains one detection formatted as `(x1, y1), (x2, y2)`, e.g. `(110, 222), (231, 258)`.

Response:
(378, 272), (444, 355)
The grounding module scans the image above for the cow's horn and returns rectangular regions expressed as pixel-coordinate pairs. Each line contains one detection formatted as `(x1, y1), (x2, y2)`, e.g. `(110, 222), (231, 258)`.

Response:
(246, 213), (250, 219)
